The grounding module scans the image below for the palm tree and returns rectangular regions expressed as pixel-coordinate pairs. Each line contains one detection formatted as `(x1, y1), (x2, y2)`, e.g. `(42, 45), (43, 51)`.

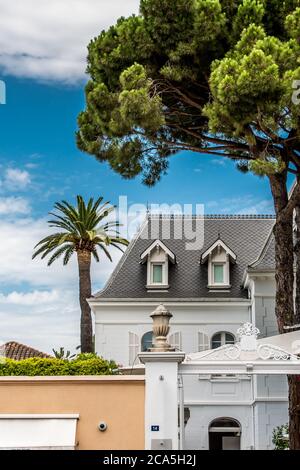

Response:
(33, 195), (128, 352)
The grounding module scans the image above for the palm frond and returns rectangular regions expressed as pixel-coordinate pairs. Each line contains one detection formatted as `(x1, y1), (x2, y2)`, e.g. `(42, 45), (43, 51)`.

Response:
(32, 195), (129, 267)
(47, 244), (72, 266)
(109, 241), (128, 253)
(91, 248), (100, 262)
(63, 246), (75, 265)
(86, 229), (98, 240)
(33, 232), (66, 249)
(48, 212), (79, 233)
(96, 243), (113, 262)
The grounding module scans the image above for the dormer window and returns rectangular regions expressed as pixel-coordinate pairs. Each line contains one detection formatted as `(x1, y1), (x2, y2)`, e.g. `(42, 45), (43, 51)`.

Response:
(140, 240), (176, 290)
(201, 239), (237, 290)
(213, 263), (224, 284)
(152, 263), (163, 284)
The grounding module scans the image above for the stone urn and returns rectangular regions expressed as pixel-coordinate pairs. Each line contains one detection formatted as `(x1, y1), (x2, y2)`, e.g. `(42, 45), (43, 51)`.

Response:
(150, 304), (175, 352)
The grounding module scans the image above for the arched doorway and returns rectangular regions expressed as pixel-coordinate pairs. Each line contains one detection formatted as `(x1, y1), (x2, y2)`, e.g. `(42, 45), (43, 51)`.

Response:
(209, 417), (241, 450)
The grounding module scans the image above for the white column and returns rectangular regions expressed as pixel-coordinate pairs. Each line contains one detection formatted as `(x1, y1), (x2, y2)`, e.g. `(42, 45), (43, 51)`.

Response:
(139, 352), (185, 450)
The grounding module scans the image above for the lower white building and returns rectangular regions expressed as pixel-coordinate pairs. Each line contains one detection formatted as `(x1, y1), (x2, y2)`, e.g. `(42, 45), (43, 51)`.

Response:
(89, 214), (289, 450)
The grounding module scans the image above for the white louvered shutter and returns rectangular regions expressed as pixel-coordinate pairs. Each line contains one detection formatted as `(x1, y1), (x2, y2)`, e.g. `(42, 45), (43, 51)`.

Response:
(129, 332), (139, 366)
(198, 332), (209, 352)
(169, 332), (182, 351)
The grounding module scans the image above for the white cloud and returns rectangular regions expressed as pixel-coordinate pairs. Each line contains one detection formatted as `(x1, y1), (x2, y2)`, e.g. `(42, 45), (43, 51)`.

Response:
(1, 168), (31, 190)
(0, 196), (30, 215)
(211, 158), (227, 166)
(0, 289), (60, 306)
(0, 214), (123, 353)
(0, 216), (122, 289)
(206, 196), (274, 215)
(0, 288), (80, 353)
(236, 199), (274, 215)
(24, 163), (39, 169)
(0, 0), (140, 83)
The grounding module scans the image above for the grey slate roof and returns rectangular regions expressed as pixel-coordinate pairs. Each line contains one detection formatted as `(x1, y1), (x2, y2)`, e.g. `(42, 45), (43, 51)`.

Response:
(248, 229), (275, 272)
(94, 215), (275, 300)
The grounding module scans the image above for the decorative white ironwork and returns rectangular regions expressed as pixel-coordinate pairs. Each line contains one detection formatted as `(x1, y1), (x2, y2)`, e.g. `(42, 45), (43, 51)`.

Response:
(237, 323), (260, 338)
(237, 322), (260, 351)
(184, 323), (300, 363)
(185, 344), (241, 362)
(257, 344), (298, 361)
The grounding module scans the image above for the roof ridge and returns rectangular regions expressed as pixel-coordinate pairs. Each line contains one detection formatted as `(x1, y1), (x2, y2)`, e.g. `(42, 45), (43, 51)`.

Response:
(148, 214), (275, 219)
(248, 223), (275, 268)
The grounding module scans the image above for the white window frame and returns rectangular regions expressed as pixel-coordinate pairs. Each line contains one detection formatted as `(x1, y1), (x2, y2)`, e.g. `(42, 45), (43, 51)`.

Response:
(141, 240), (175, 290)
(207, 253), (231, 289)
(146, 258), (169, 289)
(212, 262), (225, 285)
(211, 331), (235, 349)
(151, 262), (164, 285)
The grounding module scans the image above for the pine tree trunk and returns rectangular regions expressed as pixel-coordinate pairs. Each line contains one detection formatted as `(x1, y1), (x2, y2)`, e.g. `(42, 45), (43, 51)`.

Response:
(295, 205), (300, 324)
(290, 204), (300, 450)
(269, 174), (300, 449)
(77, 250), (93, 353)
(269, 174), (295, 332)
(288, 376), (300, 449)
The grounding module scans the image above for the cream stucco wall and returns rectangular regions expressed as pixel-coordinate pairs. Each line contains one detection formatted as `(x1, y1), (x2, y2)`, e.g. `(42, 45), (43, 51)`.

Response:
(0, 376), (145, 450)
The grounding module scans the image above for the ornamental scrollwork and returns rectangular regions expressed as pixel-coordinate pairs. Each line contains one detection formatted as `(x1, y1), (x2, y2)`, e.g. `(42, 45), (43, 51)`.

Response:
(237, 322), (260, 338)
(257, 344), (298, 361)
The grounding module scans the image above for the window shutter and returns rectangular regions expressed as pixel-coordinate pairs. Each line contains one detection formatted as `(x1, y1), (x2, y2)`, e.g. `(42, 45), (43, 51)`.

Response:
(169, 332), (182, 351)
(129, 332), (139, 366)
(198, 332), (209, 352)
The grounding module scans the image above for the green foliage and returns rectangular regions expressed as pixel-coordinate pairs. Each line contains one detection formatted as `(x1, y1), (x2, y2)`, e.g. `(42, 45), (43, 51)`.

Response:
(205, 22), (299, 140)
(249, 156), (286, 175)
(272, 423), (289, 449)
(77, 0), (300, 183)
(52, 347), (76, 360)
(0, 355), (118, 376)
(32, 195), (128, 265)
(232, 0), (265, 43)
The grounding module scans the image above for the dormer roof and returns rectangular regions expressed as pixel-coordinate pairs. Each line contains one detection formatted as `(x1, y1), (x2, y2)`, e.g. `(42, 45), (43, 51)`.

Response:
(201, 238), (237, 264)
(140, 239), (176, 264)
(93, 215), (275, 300)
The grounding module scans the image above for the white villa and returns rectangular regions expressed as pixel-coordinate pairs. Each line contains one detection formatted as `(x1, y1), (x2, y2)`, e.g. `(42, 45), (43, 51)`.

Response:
(89, 214), (289, 450)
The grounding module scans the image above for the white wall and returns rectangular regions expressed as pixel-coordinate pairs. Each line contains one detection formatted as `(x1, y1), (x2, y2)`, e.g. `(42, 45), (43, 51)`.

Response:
(254, 402), (288, 449)
(253, 277), (278, 338)
(93, 303), (250, 366)
(184, 405), (253, 450)
(183, 375), (253, 404)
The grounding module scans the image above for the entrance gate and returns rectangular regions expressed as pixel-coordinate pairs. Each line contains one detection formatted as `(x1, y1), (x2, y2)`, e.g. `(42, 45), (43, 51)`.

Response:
(139, 308), (300, 450)
(209, 418), (241, 450)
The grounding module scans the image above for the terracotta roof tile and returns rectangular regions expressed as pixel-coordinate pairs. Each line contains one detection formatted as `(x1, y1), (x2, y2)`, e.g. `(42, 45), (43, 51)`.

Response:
(1, 341), (51, 360)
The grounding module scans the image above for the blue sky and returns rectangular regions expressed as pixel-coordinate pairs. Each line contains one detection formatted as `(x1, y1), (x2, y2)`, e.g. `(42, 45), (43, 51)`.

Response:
(0, 1), (277, 354)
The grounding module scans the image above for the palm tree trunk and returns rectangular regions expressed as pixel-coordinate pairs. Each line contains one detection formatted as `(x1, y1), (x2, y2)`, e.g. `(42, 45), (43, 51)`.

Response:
(77, 250), (93, 353)
(269, 174), (300, 449)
